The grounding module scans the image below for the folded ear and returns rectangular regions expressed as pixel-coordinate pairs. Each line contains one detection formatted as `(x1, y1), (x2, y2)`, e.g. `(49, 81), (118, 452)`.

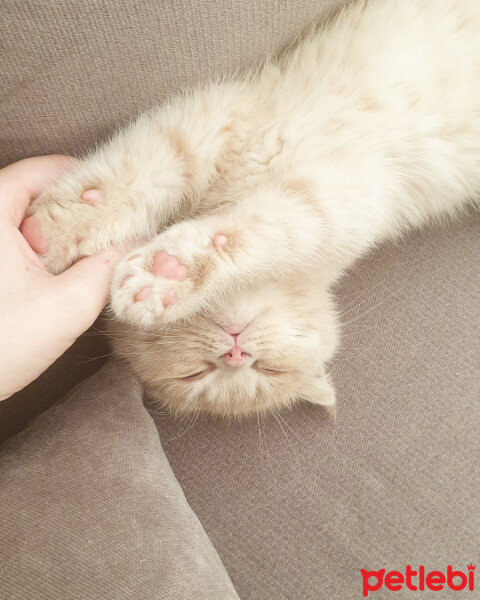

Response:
(298, 367), (336, 419)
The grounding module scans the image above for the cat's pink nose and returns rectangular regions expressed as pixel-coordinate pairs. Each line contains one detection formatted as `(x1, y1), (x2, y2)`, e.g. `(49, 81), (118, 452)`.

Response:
(222, 344), (250, 367)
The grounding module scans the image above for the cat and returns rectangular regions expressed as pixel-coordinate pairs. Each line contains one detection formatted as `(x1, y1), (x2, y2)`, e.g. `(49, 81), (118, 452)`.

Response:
(23, 0), (480, 417)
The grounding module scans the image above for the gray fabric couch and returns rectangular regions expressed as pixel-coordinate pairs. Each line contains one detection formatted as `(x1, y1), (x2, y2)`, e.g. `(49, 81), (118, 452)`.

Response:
(1, 1), (479, 598)
(0, 361), (239, 600)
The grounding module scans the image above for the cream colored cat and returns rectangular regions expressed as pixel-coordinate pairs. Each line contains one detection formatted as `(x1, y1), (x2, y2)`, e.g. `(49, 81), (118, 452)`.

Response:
(25, 0), (480, 417)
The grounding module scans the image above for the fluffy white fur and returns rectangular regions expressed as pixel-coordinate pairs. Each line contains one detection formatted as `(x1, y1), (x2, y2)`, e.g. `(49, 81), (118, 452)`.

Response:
(30, 0), (480, 416)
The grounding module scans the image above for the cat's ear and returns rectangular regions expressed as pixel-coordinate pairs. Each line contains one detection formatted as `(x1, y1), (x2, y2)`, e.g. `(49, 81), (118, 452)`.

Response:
(298, 367), (336, 419)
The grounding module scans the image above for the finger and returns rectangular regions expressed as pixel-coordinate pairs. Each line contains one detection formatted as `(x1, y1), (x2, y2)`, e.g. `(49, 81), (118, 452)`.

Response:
(51, 247), (125, 333)
(0, 155), (73, 226)
(19, 214), (49, 255)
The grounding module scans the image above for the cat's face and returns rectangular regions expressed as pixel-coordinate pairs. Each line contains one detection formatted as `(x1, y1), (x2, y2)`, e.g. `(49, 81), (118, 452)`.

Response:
(111, 282), (338, 417)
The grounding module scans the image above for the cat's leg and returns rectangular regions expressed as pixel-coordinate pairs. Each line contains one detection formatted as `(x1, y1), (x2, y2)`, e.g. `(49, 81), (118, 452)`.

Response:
(23, 84), (245, 274)
(111, 185), (328, 326)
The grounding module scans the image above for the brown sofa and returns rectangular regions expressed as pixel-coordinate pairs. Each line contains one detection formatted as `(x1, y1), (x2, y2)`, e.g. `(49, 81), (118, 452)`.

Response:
(1, 2), (479, 599)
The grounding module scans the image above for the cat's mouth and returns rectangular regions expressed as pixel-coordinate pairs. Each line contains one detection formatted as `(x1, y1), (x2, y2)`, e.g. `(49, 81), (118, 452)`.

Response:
(215, 321), (252, 367)
(215, 321), (251, 336)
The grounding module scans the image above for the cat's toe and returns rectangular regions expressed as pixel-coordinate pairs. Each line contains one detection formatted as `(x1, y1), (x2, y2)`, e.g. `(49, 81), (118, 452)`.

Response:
(162, 288), (178, 307)
(111, 267), (157, 326)
(81, 188), (103, 205)
(213, 234), (228, 249)
(133, 286), (152, 302)
(131, 283), (177, 308)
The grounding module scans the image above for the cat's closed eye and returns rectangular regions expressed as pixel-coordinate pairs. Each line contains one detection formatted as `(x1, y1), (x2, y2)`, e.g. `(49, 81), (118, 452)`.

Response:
(253, 363), (287, 376)
(178, 366), (215, 382)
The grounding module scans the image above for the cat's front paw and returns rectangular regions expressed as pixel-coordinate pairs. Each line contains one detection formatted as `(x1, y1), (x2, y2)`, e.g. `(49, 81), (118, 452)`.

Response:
(22, 182), (105, 273)
(110, 223), (231, 326)
(22, 161), (154, 274)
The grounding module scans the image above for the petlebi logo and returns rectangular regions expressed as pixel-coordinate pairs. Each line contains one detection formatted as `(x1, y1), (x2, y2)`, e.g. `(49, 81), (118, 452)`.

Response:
(361, 564), (476, 597)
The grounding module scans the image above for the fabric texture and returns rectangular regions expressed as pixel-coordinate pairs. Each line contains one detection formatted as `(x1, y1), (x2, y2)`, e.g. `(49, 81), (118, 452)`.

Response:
(0, 361), (239, 600)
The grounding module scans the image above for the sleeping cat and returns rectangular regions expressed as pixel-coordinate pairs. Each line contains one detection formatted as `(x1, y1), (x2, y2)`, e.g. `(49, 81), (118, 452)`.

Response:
(23, 0), (480, 417)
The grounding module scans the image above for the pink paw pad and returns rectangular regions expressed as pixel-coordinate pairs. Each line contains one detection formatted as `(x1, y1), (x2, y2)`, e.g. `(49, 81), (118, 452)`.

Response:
(163, 289), (177, 307)
(152, 251), (188, 280)
(81, 189), (102, 205)
(134, 287), (151, 302)
(20, 215), (49, 254)
(213, 234), (228, 249)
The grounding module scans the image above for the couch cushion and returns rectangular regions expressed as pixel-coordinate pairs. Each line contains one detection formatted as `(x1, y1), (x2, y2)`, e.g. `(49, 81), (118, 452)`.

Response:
(0, 361), (239, 600)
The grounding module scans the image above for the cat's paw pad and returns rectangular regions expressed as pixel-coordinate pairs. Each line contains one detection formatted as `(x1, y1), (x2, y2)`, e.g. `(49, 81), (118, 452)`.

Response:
(110, 222), (232, 326)
(152, 251), (188, 281)
(81, 188), (103, 205)
(111, 227), (233, 326)
(129, 251), (187, 308)
(131, 285), (178, 306)
(111, 249), (195, 325)
(213, 234), (228, 249)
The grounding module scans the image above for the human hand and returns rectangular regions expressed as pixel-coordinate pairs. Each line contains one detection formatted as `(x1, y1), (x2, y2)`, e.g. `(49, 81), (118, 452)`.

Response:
(0, 156), (123, 400)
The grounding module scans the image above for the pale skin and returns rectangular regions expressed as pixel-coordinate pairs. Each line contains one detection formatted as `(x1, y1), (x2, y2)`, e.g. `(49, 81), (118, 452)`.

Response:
(0, 156), (123, 401)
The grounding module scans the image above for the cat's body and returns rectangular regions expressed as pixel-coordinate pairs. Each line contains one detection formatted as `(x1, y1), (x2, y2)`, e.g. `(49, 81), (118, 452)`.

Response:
(27, 0), (480, 416)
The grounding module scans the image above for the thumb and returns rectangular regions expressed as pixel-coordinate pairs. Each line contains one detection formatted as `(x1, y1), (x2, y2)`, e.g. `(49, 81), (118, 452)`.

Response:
(51, 247), (124, 335)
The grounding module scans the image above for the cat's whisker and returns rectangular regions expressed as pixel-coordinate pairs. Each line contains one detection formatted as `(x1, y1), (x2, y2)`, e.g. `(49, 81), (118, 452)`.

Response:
(270, 409), (298, 459)
(76, 352), (117, 364)
(339, 294), (400, 328)
(337, 346), (378, 351)
(270, 407), (307, 455)
(164, 410), (200, 441)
